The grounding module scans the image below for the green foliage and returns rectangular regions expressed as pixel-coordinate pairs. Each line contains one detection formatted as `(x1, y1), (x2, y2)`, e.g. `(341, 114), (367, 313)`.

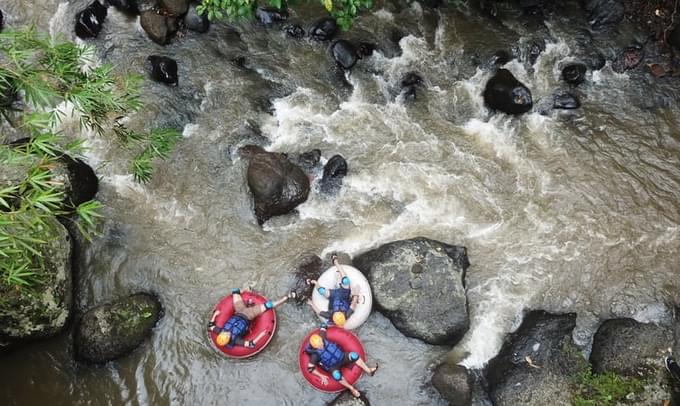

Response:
(573, 365), (645, 405)
(327, 0), (373, 31)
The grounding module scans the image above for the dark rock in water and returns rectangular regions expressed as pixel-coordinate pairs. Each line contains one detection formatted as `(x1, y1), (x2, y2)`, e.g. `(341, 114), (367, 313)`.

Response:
(528, 40), (544, 65)
(184, 3), (209, 32)
(583, 0), (624, 30)
(354, 237), (469, 345)
(612, 46), (644, 73)
(74, 293), (163, 363)
(290, 255), (323, 305)
(239, 145), (310, 225)
(668, 25), (680, 50)
(401, 72), (423, 100)
(159, 0), (189, 15)
(486, 311), (581, 405)
(490, 50), (511, 67)
(295, 149), (321, 172)
(562, 63), (587, 85)
(62, 156), (99, 207)
(590, 318), (673, 377)
(75, 1), (108, 39)
(432, 362), (472, 406)
(331, 40), (359, 70)
(358, 42), (376, 59)
(256, 7), (288, 25)
(483, 69), (533, 115)
(147, 55), (178, 86)
(320, 155), (347, 194)
(553, 90), (580, 110)
(283, 24), (305, 39)
(309, 17), (338, 41)
(0, 9), (4, 32)
(108, 0), (139, 15)
(328, 391), (371, 405)
(140, 10), (179, 45)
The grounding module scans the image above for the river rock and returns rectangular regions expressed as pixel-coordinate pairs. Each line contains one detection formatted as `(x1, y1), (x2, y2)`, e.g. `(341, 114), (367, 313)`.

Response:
(483, 69), (533, 115)
(331, 40), (359, 70)
(583, 0), (624, 30)
(147, 55), (178, 86)
(432, 361), (472, 406)
(140, 10), (179, 45)
(184, 3), (209, 32)
(75, 1), (108, 39)
(239, 145), (311, 225)
(0, 217), (72, 343)
(328, 391), (370, 405)
(295, 149), (321, 173)
(108, 0), (139, 15)
(553, 90), (580, 110)
(562, 63), (586, 85)
(320, 154), (348, 194)
(74, 293), (162, 363)
(283, 24), (305, 39)
(353, 237), (470, 345)
(256, 7), (288, 25)
(309, 17), (338, 41)
(159, 0), (189, 15)
(401, 72), (424, 100)
(590, 318), (673, 377)
(485, 311), (581, 406)
(290, 255), (323, 304)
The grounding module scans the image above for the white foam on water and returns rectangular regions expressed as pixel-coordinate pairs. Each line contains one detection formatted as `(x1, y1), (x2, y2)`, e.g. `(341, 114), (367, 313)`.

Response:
(372, 8), (395, 21)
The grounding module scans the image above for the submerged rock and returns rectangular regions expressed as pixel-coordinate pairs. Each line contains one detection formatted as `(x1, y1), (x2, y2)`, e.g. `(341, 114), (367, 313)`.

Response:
(401, 72), (424, 100)
(75, 1), (108, 39)
(309, 17), (338, 41)
(331, 40), (359, 70)
(140, 10), (179, 45)
(562, 63), (587, 85)
(147, 55), (178, 86)
(483, 69), (533, 115)
(320, 154), (348, 194)
(583, 0), (624, 30)
(108, 0), (139, 15)
(432, 361), (472, 406)
(256, 7), (288, 25)
(184, 3), (209, 33)
(553, 90), (580, 110)
(353, 237), (469, 345)
(528, 40), (544, 65)
(239, 145), (310, 225)
(485, 311), (581, 405)
(74, 293), (163, 363)
(283, 24), (305, 39)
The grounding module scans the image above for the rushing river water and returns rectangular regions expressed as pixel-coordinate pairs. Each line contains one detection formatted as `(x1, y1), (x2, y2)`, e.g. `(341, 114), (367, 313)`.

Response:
(2, 0), (680, 404)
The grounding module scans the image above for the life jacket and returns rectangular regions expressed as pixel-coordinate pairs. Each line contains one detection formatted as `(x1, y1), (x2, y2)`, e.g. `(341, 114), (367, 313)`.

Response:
(223, 314), (250, 341)
(329, 288), (351, 314)
(314, 339), (345, 370)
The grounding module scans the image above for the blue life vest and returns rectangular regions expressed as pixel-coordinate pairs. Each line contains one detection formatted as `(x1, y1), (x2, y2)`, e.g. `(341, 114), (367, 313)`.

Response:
(223, 314), (250, 342)
(329, 288), (351, 314)
(314, 339), (345, 370)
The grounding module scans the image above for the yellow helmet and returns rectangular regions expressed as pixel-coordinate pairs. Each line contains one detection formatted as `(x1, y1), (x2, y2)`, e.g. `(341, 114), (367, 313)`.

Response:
(310, 333), (324, 349)
(216, 331), (231, 346)
(332, 312), (346, 327)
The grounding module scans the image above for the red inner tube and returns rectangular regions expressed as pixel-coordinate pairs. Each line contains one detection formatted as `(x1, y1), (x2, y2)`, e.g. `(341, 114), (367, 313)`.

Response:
(298, 327), (366, 393)
(207, 292), (276, 359)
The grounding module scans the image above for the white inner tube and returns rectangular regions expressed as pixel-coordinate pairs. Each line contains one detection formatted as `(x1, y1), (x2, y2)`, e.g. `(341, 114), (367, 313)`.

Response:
(311, 264), (373, 330)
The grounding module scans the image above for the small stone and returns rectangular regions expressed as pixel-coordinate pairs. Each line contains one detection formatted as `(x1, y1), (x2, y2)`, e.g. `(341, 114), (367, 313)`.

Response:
(147, 55), (178, 86)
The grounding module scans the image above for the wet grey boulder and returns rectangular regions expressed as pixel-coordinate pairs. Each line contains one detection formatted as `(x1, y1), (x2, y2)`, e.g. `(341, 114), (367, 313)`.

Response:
(290, 254), (323, 305)
(140, 10), (179, 45)
(583, 0), (624, 30)
(485, 311), (581, 406)
(108, 0), (139, 15)
(331, 40), (359, 70)
(0, 218), (72, 343)
(562, 63), (586, 85)
(590, 318), (673, 377)
(239, 145), (310, 225)
(309, 17), (338, 41)
(432, 361), (472, 406)
(483, 69), (533, 115)
(159, 0), (189, 15)
(255, 7), (288, 25)
(147, 55), (178, 86)
(552, 90), (580, 110)
(74, 293), (162, 363)
(184, 3), (209, 32)
(75, 1), (108, 39)
(328, 391), (370, 405)
(353, 237), (469, 345)
(320, 154), (347, 194)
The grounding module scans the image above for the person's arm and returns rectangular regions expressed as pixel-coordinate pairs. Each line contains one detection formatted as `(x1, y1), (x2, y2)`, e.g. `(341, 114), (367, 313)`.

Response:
(310, 367), (329, 385)
(250, 330), (267, 347)
(207, 310), (221, 331)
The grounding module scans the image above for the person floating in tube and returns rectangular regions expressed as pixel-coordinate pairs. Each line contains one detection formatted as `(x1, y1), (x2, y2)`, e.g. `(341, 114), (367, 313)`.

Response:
(305, 323), (378, 398)
(306, 254), (360, 328)
(208, 287), (296, 348)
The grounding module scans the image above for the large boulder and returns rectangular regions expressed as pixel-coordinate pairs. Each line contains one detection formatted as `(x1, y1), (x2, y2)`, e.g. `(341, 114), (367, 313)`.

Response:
(159, 0), (189, 15)
(432, 361), (472, 406)
(0, 217), (72, 343)
(331, 40), (359, 70)
(485, 311), (581, 406)
(590, 318), (673, 377)
(320, 154), (347, 194)
(353, 237), (469, 345)
(74, 292), (163, 363)
(140, 10), (179, 45)
(239, 145), (311, 225)
(483, 69), (533, 115)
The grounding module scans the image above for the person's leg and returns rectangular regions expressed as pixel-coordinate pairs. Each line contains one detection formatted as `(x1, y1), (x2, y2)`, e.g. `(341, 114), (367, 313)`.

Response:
(350, 352), (378, 375)
(232, 289), (247, 314)
(331, 369), (361, 398)
(246, 294), (292, 319)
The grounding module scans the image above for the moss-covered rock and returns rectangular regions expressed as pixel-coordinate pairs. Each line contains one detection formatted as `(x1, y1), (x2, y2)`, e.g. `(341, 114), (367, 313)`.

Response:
(74, 292), (163, 363)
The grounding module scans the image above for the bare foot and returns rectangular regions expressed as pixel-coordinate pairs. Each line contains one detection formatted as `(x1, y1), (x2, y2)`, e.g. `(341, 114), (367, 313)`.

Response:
(349, 388), (360, 398)
(369, 363), (379, 376)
